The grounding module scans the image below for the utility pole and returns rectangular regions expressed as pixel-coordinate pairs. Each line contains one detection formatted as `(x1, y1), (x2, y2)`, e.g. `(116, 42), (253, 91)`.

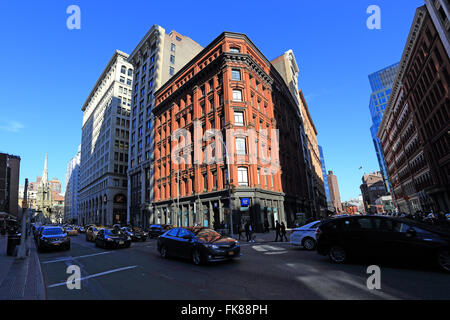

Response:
(17, 178), (29, 259)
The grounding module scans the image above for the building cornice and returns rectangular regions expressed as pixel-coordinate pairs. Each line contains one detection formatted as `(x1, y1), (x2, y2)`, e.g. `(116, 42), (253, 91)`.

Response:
(82, 50), (130, 112)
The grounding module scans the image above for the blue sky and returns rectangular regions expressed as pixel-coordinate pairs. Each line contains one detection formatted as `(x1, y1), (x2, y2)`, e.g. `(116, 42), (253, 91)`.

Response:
(0, 0), (424, 201)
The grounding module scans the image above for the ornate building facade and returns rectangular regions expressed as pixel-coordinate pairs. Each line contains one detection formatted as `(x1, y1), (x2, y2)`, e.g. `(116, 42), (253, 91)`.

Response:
(151, 32), (312, 231)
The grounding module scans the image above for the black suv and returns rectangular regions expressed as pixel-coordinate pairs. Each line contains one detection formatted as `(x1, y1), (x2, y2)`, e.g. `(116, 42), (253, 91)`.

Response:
(316, 215), (450, 272)
(37, 226), (70, 252)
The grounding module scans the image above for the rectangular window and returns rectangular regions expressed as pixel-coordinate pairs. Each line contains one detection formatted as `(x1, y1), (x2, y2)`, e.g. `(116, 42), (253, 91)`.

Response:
(169, 67), (174, 75)
(232, 69), (241, 81)
(234, 111), (244, 126)
(236, 138), (246, 155)
(171, 43), (176, 52)
(170, 55), (175, 64)
(232, 90), (242, 102)
(238, 167), (248, 186)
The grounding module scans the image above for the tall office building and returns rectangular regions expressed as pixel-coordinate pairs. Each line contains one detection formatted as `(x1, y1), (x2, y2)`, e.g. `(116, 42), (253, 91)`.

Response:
(127, 25), (203, 227)
(152, 32), (313, 230)
(327, 171), (343, 213)
(318, 146), (334, 213)
(368, 63), (399, 192)
(64, 145), (81, 223)
(0, 153), (20, 218)
(271, 50), (316, 218)
(78, 50), (133, 226)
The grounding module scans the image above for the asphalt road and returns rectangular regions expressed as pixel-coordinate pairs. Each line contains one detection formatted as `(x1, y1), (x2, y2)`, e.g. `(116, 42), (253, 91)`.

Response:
(37, 235), (450, 300)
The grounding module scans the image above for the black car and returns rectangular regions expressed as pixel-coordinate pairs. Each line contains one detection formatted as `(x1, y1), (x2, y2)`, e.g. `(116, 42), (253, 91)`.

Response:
(121, 227), (148, 242)
(157, 227), (241, 265)
(37, 226), (70, 252)
(95, 228), (131, 249)
(316, 215), (450, 272)
(148, 224), (172, 238)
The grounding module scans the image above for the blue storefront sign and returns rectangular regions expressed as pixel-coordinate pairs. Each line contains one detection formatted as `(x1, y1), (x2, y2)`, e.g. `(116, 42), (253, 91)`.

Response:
(241, 198), (250, 207)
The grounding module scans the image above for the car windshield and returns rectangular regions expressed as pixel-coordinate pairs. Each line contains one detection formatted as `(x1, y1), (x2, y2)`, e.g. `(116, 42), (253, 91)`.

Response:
(105, 229), (122, 235)
(42, 228), (64, 235)
(193, 228), (223, 241)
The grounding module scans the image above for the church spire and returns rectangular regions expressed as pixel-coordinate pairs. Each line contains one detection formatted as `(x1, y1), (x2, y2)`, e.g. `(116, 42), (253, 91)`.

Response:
(42, 153), (48, 186)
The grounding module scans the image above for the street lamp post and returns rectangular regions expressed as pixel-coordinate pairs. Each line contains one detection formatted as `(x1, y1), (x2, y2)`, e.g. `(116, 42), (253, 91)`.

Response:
(222, 142), (234, 237)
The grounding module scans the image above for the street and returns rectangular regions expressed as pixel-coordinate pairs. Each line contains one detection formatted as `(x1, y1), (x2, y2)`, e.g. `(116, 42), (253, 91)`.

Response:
(38, 235), (450, 300)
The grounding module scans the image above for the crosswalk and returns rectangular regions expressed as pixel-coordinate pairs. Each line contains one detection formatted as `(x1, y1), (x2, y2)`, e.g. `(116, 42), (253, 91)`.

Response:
(249, 243), (291, 255)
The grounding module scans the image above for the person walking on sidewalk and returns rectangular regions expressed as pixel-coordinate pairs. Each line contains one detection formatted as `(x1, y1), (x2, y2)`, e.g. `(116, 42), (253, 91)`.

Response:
(238, 223), (244, 241)
(281, 222), (288, 242)
(245, 221), (250, 242)
(264, 220), (269, 233)
(274, 220), (281, 242)
(248, 223), (255, 243)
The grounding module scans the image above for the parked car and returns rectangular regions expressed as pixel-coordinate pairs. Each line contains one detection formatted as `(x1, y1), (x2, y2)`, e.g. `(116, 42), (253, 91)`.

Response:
(157, 227), (241, 265)
(290, 220), (321, 250)
(77, 226), (86, 233)
(316, 215), (450, 272)
(86, 225), (102, 242)
(95, 228), (131, 249)
(148, 224), (172, 238)
(37, 226), (70, 252)
(121, 227), (148, 242)
(65, 226), (78, 236)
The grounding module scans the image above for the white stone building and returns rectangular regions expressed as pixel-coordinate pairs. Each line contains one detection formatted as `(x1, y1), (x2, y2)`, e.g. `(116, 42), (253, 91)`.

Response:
(127, 25), (203, 227)
(78, 50), (134, 226)
(64, 145), (81, 223)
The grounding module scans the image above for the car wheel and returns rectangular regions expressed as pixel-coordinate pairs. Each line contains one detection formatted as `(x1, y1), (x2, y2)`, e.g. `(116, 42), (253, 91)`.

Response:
(302, 237), (316, 251)
(437, 249), (450, 273)
(160, 246), (168, 259)
(329, 245), (347, 264)
(192, 249), (203, 265)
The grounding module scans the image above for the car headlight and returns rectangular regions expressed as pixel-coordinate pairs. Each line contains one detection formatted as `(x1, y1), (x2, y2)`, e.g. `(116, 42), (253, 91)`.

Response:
(206, 244), (219, 250)
(235, 241), (240, 246)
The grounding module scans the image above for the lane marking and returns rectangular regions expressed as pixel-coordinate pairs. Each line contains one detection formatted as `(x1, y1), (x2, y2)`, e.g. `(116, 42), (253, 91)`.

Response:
(264, 251), (288, 255)
(42, 251), (113, 264)
(47, 265), (138, 288)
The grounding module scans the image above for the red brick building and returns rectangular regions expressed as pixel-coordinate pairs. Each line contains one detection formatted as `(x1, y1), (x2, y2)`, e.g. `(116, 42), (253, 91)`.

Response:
(378, 5), (449, 213)
(151, 32), (311, 231)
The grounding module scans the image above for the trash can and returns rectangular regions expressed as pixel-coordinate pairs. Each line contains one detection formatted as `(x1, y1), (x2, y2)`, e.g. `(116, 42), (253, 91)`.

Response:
(7, 233), (21, 256)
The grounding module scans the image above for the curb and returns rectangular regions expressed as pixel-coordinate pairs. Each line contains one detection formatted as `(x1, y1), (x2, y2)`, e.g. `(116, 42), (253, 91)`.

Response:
(29, 237), (46, 300)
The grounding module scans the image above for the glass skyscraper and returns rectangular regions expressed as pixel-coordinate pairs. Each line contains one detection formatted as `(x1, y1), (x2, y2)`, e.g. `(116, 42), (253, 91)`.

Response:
(319, 145), (333, 212)
(368, 63), (399, 192)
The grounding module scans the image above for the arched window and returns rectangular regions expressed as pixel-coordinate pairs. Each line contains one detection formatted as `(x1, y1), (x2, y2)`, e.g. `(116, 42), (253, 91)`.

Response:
(121, 66), (126, 74)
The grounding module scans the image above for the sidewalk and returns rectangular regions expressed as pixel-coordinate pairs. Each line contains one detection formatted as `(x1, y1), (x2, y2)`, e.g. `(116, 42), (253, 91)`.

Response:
(0, 234), (46, 300)
(234, 230), (291, 243)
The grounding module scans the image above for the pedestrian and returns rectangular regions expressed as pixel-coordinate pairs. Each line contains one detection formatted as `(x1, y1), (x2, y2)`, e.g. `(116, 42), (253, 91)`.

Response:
(264, 220), (269, 233)
(238, 223), (244, 241)
(274, 220), (281, 242)
(281, 222), (288, 242)
(244, 221), (250, 242)
(249, 222), (255, 243)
